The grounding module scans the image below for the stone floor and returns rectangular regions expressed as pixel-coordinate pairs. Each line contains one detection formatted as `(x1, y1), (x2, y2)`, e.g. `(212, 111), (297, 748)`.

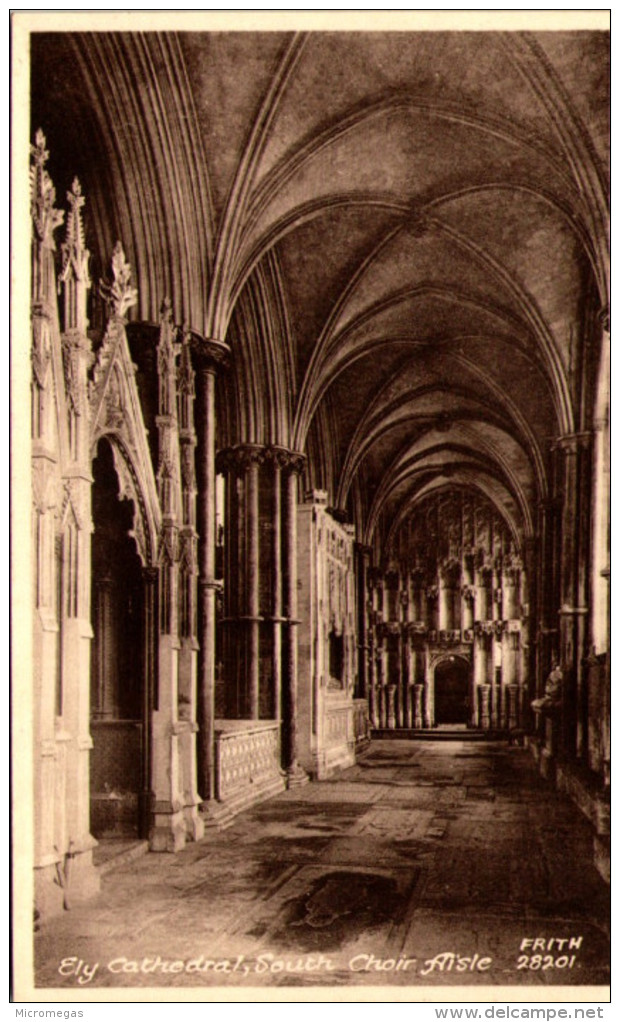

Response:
(34, 740), (610, 993)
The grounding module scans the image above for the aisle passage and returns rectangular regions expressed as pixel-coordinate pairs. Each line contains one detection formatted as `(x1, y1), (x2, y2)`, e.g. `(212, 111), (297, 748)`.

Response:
(34, 742), (610, 990)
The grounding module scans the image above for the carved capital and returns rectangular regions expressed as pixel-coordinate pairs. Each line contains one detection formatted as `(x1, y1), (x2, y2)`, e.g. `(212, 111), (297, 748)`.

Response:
(285, 450), (306, 475)
(262, 446), (306, 474)
(215, 443), (266, 475)
(190, 335), (231, 373)
(554, 431), (592, 455)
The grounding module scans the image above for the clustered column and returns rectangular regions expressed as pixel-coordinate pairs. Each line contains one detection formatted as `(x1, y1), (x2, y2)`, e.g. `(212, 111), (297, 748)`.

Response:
(282, 453), (307, 784)
(354, 543), (372, 700)
(216, 444), (307, 783)
(192, 338), (231, 808)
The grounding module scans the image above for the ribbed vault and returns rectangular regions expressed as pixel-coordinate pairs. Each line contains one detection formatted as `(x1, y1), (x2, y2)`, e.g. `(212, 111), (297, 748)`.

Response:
(31, 27), (609, 561)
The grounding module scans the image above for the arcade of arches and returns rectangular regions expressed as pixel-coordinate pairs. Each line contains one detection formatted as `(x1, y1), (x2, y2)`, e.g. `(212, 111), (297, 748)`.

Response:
(27, 28), (609, 919)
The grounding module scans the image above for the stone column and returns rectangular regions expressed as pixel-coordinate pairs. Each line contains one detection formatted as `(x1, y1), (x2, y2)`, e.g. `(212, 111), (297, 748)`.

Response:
(355, 544), (372, 700)
(367, 571), (380, 727)
(140, 567), (158, 841)
(590, 313), (610, 656)
(151, 306), (186, 850)
(462, 584), (474, 632)
(479, 682), (491, 730)
(269, 451), (284, 721)
(520, 539), (536, 727)
(472, 629), (487, 728)
(395, 627), (405, 728)
(367, 631), (377, 727)
(537, 500), (559, 680)
(426, 584), (438, 636)
(438, 566), (450, 633)
(491, 622), (503, 728)
(387, 684), (397, 729)
(424, 652), (433, 727)
(507, 684), (519, 729)
(413, 682), (424, 729)
(192, 338), (230, 807)
(282, 453), (308, 785)
(398, 590), (409, 726)
(379, 644), (389, 727)
(176, 336), (203, 841)
(472, 571), (488, 728)
(403, 635), (414, 727)
(556, 432), (591, 758)
(500, 567), (518, 728)
(246, 449), (262, 719)
(219, 450), (241, 717)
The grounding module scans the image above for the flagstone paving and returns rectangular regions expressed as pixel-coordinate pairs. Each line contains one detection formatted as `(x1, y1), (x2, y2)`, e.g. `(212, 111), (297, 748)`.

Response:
(34, 741), (610, 992)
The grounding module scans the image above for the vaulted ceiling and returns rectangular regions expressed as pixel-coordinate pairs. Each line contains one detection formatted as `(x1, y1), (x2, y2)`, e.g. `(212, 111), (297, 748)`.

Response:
(31, 29), (609, 560)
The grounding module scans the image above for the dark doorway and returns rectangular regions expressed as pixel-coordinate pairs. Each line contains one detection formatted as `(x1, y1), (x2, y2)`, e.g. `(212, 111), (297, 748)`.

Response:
(434, 658), (470, 725)
(90, 439), (144, 838)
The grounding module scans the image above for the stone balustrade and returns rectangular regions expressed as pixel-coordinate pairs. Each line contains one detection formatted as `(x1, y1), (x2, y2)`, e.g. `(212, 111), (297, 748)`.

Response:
(213, 720), (286, 814)
(353, 698), (371, 749)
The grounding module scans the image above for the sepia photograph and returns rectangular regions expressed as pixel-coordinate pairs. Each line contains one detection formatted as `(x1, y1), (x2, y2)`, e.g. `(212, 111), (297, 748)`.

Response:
(12, 10), (610, 1002)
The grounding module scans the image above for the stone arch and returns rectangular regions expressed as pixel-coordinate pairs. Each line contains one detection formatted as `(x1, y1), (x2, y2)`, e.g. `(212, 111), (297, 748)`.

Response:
(432, 652), (472, 727)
